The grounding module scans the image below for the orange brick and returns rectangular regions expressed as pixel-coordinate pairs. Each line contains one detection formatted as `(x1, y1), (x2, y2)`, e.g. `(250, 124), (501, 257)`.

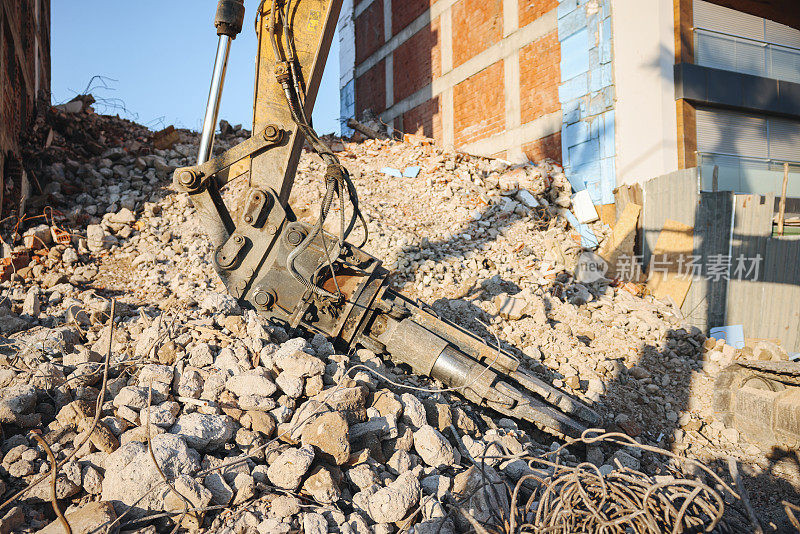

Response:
(393, 18), (441, 103)
(519, 0), (558, 27)
(355, 1), (384, 64)
(356, 60), (386, 116)
(523, 132), (562, 163)
(519, 32), (560, 124)
(452, 0), (503, 68)
(402, 97), (443, 142)
(453, 61), (505, 146)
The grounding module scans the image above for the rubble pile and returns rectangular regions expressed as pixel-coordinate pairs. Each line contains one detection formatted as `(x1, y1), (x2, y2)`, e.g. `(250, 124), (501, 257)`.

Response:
(0, 106), (792, 532)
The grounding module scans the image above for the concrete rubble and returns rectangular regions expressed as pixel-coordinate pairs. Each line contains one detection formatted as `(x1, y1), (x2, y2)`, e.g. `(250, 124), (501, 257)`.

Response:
(0, 104), (793, 532)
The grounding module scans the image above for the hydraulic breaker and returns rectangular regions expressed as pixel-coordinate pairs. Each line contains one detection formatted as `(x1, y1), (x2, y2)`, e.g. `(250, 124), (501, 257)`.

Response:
(173, 0), (600, 437)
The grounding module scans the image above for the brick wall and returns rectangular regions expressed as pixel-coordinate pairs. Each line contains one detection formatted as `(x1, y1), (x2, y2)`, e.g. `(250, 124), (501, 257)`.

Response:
(349, 0), (562, 162)
(392, 0), (432, 36)
(520, 0), (558, 27)
(393, 19), (440, 103)
(523, 132), (562, 163)
(520, 31), (560, 125)
(355, 1), (384, 65)
(1, 0), (50, 218)
(1, 0), (50, 156)
(355, 59), (386, 117)
(403, 97), (442, 140)
(452, 0), (503, 68)
(453, 61), (505, 146)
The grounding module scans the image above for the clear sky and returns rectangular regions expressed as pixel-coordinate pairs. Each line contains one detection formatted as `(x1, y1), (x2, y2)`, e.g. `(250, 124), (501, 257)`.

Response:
(51, 1), (341, 135)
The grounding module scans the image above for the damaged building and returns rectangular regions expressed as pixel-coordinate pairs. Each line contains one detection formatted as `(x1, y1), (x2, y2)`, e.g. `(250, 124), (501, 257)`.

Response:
(339, 0), (800, 211)
(0, 0), (51, 218)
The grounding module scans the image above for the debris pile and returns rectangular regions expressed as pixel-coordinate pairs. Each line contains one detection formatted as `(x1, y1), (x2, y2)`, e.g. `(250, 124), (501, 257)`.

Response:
(0, 104), (793, 532)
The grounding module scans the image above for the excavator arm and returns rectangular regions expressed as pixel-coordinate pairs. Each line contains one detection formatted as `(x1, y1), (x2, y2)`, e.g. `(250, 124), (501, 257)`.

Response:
(172, 0), (600, 438)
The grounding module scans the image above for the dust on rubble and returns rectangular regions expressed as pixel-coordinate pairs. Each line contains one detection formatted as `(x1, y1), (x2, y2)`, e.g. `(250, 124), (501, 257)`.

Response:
(0, 104), (795, 532)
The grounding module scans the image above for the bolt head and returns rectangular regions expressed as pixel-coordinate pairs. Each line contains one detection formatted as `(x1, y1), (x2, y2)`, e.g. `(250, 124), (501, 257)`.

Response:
(287, 229), (304, 246)
(263, 125), (281, 142)
(179, 170), (196, 186)
(244, 215), (253, 223)
(253, 290), (272, 307)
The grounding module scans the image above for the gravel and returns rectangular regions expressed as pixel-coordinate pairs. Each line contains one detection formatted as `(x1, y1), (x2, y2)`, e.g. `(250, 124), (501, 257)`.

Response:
(0, 106), (792, 532)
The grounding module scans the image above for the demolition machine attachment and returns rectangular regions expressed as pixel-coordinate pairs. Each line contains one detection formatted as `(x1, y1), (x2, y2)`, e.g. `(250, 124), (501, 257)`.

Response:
(172, 0), (600, 437)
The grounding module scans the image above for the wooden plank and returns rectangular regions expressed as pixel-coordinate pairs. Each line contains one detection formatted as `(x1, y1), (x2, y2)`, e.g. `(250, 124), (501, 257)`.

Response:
(598, 203), (616, 226)
(646, 219), (694, 307)
(778, 162), (788, 236)
(597, 202), (642, 281)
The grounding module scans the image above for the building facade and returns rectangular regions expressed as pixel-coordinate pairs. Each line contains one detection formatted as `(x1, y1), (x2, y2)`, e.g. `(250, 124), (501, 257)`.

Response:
(1, 0), (50, 159)
(1, 0), (51, 213)
(339, 0), (800, 206)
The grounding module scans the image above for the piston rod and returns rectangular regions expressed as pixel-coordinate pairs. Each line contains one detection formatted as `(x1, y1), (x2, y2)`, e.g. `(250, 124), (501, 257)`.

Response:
(198, 35), (233, 165)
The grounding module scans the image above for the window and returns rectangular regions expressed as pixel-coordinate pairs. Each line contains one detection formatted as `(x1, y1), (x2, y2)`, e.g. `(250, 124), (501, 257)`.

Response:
(693, 0), (800, 84)
(696, 108), (800, 196)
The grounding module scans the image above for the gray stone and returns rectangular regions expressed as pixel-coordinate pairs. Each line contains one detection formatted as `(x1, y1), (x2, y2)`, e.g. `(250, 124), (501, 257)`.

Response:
(188, 343), (215, 368)
(401, 393), (427, 429)
(267, 446), (315, 491)
(0, 385), (36, 424)
(101, 434), (201, 517)
(275, 349), (325, 377)
(303, 513), (328, 534)
(350, 413), (398, 441)
(301, 410), (350, 465)
(270, 495), (301, 519)
(367, 471), (420, 523)
(414, 425), (455, 469)
(226, 368), (277, 397)
(35, 502), (116, 534)
(204, 472), (234, 506)
(611, 450), (640, 471)
(276, 372), (304, 398)
(200, 292), (241, 316)
(169, 413), (236, 451)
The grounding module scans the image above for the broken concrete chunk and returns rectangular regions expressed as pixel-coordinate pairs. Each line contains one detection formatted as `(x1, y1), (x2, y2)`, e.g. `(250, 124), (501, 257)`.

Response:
(162, 474), (212, 528)
(303, 465), (342, 504)
(138, 364), (175, 386)
(275, 349), (325, 378)
(493, 293), (528, 320)
(414, 425), (455, 469)
(301, 410), (350, 465)
(35, 501), (116, 534)
(204, 472), (234, 506)
(169, 413), (236, 451)
(270, 494), (301, 519)
(226, 368), (278, 398)
(400, 393), (427, 429)
(102, 434), (201, 518)
(366, 471), (420, 523)
(350, 413), (398, 441)
(112, 385), (166, 410)
(232, 473), (256, 505)
(267, 445), (315, 491)
(276, 372), (304, 398)
(0, 385), (38, 426)
(303, 513), (328, 534)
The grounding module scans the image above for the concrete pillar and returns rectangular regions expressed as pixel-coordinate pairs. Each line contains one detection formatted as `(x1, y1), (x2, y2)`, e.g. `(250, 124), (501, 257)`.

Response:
(441, 3), (454, 148)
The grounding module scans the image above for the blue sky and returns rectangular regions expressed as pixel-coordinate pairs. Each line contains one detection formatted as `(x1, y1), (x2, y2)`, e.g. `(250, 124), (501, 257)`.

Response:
(51, 1), (341, 135)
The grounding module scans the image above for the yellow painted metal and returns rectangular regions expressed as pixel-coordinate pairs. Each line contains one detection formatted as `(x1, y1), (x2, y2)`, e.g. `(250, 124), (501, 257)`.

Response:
(250, 0), (342, 208)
